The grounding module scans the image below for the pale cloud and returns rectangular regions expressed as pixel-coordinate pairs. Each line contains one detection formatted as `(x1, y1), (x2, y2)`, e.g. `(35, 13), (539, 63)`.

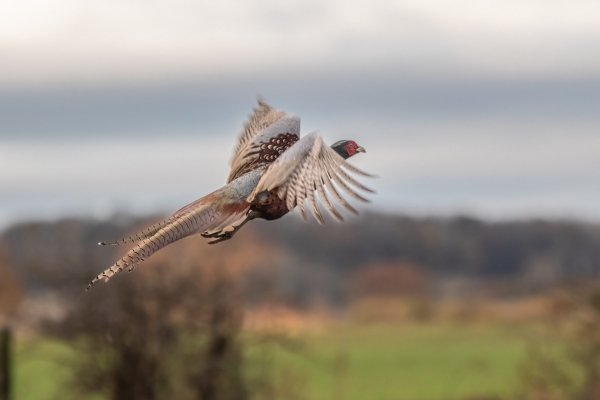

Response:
(0, 135), (231, 192)
(1, 0), (599, 88)
(1, 0), (599, 226)
(2, 114), (600, 227)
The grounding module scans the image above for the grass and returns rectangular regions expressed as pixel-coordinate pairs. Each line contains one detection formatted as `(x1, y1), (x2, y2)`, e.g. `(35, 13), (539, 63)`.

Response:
(14, 322), (542, 400)
(14, 340), (75, 400)
(246, 322), (537, 400)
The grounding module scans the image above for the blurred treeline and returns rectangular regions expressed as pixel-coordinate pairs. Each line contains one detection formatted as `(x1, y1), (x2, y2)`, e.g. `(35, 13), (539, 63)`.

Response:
(2, 212), (600, 400)
(3, 213), (599, 304)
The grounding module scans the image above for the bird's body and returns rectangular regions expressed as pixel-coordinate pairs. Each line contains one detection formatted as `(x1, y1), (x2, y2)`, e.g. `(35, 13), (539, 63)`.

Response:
(87, 99), (373, 290)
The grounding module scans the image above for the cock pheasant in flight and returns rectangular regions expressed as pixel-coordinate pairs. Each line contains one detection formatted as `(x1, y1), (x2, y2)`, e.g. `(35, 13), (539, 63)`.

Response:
(87, 99), (374, 290)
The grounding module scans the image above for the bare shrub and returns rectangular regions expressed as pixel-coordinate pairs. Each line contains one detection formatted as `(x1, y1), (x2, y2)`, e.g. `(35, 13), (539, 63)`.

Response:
(43, 235), (275, 400)
(521, 282), (600, 400)
(0, 244), (22, 320)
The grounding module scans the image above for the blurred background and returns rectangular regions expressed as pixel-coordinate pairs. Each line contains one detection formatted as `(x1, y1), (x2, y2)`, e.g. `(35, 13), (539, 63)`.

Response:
(1, 1), (600, 399)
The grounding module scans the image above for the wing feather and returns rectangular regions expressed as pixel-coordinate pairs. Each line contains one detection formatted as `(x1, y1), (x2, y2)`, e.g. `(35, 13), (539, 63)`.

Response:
(315, 172), (343, 222)
(294, 160), (309, 221)
(233, 98), (275, 153)
(320, 167), (359, 215)
(327, 165), (371, 203)
(248, 131), (373, 222)
(325, 152), (375, 193)
(306, 161), (325, 225)
(228, 99), (300, 182)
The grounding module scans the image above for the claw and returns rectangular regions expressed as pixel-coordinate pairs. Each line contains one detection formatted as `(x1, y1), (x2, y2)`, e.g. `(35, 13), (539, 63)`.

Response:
(207, 232), (233, 244)
(201, 230), (222, 238)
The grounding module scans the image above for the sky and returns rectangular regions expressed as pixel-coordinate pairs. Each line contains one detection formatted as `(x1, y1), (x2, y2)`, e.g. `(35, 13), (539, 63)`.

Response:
(1, 0), (600, 228)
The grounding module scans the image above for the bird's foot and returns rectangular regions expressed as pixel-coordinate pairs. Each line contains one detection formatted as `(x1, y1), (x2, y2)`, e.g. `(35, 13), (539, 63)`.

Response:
(201, 228), (235, 244)
(202, 211), (257, 244)
(201, 230), (222, 239)
(207, 231), (234, 244)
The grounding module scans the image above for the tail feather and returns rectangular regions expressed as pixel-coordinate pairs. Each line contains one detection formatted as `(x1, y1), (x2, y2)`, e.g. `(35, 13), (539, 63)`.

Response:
(98, 219), (173, 246)
(88, 170), (262, 290)
(87, 201), (246, 290)
(98, 195), (221, 246)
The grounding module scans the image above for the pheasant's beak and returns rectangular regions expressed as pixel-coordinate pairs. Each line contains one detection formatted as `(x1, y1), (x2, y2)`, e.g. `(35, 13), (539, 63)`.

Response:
(356, 146), (366, 153)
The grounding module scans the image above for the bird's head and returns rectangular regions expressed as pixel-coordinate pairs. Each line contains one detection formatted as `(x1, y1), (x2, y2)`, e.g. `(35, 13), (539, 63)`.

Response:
(331, 140), (366, 159)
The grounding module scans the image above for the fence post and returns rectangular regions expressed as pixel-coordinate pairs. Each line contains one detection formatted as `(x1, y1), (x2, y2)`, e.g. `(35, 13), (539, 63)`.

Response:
(0, 327), (10, 400)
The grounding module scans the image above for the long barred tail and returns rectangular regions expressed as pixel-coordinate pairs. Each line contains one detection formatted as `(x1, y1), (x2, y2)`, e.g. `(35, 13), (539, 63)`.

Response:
(98, 219), (173, 246)
(87, 203), (222, 290)
(97, 195), (219, 246)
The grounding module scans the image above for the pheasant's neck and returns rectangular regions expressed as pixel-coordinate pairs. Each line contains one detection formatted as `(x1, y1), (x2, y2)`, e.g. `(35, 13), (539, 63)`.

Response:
(331, 145), (351, 159)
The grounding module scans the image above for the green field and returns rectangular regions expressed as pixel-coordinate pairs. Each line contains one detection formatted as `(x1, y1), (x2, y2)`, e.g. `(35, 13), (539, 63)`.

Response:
(246, 323), (537, 400)
(14, 340), (75, 400)
(15, 323), (542, 400)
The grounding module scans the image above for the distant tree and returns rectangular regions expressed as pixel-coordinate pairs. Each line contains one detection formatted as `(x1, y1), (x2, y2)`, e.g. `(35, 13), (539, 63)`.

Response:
(347, 262), (430, 299)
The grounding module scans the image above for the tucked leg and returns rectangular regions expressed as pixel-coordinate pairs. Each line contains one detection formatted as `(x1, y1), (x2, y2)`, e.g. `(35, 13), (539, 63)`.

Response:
(201, 210), (261, 244)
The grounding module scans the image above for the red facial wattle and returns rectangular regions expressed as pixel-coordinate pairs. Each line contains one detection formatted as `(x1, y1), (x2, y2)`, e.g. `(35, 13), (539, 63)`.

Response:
(345, 141), (357, 156)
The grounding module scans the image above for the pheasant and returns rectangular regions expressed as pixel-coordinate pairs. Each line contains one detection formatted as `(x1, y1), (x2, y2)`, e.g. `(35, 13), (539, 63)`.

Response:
(87, 99), (374, 290)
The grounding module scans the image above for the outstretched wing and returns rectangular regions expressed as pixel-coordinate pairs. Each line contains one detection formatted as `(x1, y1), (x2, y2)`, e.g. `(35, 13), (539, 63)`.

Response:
(247, 131), (375, 224)
(227, 98), (301, 183)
